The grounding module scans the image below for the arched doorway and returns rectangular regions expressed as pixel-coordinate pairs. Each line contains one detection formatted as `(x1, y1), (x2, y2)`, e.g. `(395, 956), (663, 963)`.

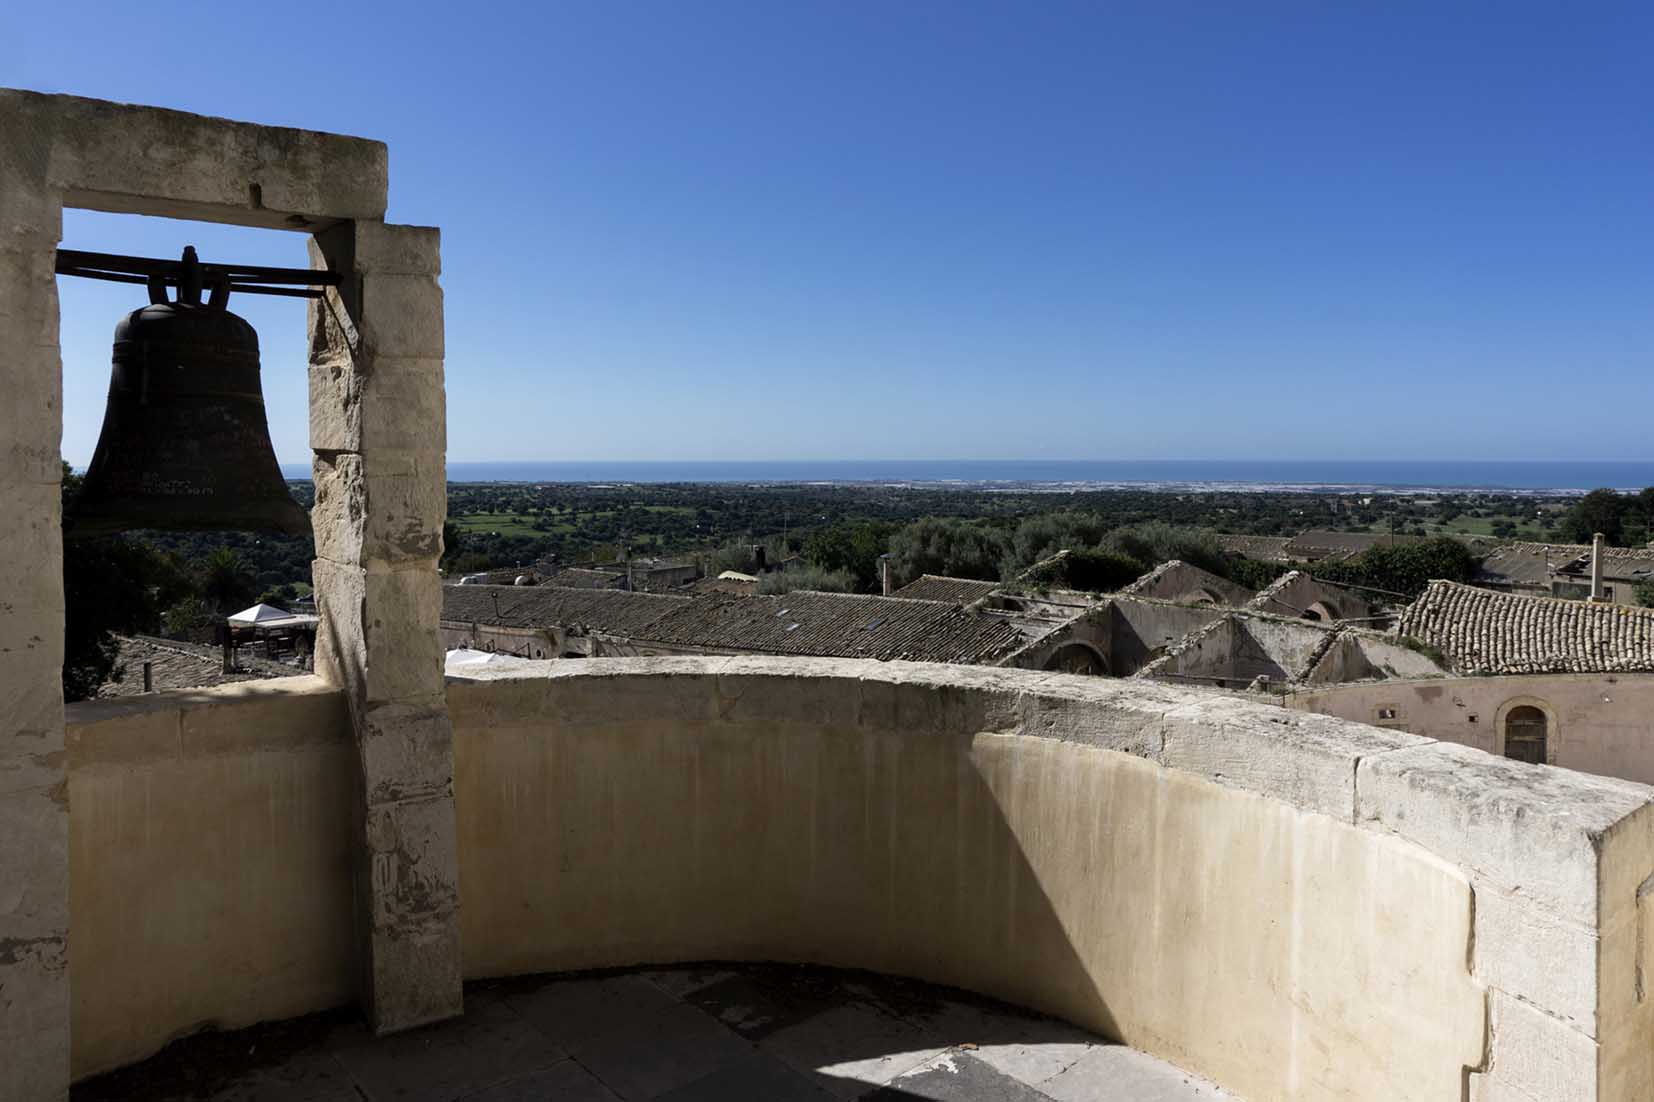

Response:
(1503, 706), (1548, 764)
(1302, 601), (1338, 622)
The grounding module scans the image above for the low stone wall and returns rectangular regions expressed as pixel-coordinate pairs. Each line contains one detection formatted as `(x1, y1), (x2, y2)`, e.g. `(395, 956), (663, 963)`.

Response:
(65, 678), (357, 1079)
(64, 659), (1654, 1100)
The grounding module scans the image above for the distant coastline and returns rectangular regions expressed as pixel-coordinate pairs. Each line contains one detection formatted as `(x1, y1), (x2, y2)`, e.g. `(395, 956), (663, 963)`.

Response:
(277, 459), (1654, 495)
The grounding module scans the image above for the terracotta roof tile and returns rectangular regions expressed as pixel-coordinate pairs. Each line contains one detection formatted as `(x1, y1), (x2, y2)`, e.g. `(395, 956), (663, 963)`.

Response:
(1398, 580), (1654, 674)
(889, 575), (1000, 603)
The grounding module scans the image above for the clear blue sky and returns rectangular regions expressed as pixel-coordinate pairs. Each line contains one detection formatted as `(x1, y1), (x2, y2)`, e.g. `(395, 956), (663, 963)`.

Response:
(8, 2), (1652, 467)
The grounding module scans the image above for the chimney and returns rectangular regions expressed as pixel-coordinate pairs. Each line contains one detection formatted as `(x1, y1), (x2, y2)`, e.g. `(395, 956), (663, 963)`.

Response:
(1591, 532), (1605, 602)
(881, 555), (892, 596)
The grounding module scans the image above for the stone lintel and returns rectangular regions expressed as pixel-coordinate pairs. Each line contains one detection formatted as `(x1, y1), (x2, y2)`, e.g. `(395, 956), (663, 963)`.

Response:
(0, 88), (387, 232)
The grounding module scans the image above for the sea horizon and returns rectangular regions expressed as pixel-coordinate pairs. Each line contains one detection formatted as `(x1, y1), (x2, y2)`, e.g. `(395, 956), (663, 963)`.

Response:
(278, 458), (1654, 494)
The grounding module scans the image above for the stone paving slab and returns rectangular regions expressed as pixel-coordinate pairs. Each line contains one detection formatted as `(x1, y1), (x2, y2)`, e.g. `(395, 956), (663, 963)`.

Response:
(72, 964), (1236, 1102)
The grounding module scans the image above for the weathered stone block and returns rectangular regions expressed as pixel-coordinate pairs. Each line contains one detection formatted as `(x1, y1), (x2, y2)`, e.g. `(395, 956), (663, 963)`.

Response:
(307, 358), (362, 452)
(0, 344), (64, 485)
(365, 793), (460, 929)
(360, 274), (444, 359)
(0, 785), (69, 942)
(311, 556), (366, 700)
(0, 89), (387, 229)
(353, 223), (440, 276)
(0, 929), (69, 1102)
(1016, 675), (1184, 758)
(1473, 881), (1600, 1034)
(1357, 741), (1652, 925)
(361, 699), (454, 803)
(0, 482), (64, 615)
(0, 165), (61, 248)
(309, 359), (446, 457)
(1162, 700), (1419, 821)
(364, 912), (463, 1035)
(361, 569), (446, 702)
(0, 243), (61, 351)
(312, 449), (443, 570)
(312, 559), (446, 704)
(1469, 990), (1597, 1102)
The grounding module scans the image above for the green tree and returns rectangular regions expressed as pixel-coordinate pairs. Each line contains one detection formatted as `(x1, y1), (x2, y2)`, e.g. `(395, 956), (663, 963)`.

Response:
(887, 517), (1010, 585)
(1229, 557), (1291, 592)
(1046, 547), (1148, 593)
(756, 565), (855, 595)
(199, 546), (257, 614)
(1635, 579), (1654, 609)
(804, 520), (896, 591)
(441, 520), (464, 568)
(1004, 512), (1113, 574)
(1314, 538), (1479, 599)
(1562, 488), (1627, 545)
(60, 463), (196, 700)
(1101, 522), (1231, 578)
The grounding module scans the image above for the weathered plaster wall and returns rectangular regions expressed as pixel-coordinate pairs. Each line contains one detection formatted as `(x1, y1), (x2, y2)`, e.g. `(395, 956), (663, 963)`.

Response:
(64, 679), (356, 1080)
(1105, 597), (1225, 676)
(1303, 631), (1445, 684)
(1287, 672), (1654, 786)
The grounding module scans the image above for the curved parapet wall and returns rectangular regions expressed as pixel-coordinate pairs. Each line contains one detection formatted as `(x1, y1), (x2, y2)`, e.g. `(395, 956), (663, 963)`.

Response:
(444, 657), (1653, 1101)
(66, 659), (1654, 1099)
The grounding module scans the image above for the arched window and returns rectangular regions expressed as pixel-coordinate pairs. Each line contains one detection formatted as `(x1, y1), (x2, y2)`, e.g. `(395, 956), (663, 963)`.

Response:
(1504, 706), (1548, 764)
(1043, 643), (1108, 676)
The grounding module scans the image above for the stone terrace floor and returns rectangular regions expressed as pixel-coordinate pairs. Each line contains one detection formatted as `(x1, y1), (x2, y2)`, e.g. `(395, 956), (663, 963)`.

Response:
(73, 964), (1235, 1101)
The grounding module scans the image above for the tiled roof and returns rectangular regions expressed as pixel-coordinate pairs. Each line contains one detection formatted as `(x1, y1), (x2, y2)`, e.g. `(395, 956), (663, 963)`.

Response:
(98, 635), (303, 697)
(890, 575), (1001, 603)
(1218, 535), (1293, 561)
(442, 585), (1027, 664)
(543, 568), (625, 590)
(1282, 530), (1424, 562)
(1476, 541), (1654, 588)
(639, 591), (1028, 664)
(1397, 581), (1654, 674)
(442, 585), (690, 636)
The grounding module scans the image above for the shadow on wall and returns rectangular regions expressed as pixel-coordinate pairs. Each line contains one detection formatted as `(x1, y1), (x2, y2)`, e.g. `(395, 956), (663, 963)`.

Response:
(447, 664), (1482, 1100)
(450, 670), (1118, 1040)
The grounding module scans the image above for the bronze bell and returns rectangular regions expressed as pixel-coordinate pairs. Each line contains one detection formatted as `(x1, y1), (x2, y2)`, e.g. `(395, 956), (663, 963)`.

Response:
(70, 248), (310, 538)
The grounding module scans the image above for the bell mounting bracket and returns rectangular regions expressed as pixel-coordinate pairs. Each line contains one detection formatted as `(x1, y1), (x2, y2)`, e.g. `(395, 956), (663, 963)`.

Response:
(54, 245), (342, 307)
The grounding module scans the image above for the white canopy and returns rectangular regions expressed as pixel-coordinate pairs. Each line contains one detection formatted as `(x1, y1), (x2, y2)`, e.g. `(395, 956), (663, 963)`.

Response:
(227, 602), (296, 626)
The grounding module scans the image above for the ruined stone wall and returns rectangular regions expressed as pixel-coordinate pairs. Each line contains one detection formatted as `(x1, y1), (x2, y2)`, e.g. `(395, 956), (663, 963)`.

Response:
(1105, 597), (1226, 676)
(1303, 631), (1446, 684)
(1117, 560), (1255, 607)
(1248, 570), (1386, 624)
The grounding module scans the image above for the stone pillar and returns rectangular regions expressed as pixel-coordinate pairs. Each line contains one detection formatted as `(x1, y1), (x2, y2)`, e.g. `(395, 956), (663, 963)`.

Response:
(0, 134), (70, 1101)
(307, 221), (461, 1034)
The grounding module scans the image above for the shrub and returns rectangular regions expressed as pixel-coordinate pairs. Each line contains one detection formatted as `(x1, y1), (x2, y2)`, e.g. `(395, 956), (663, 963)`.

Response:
(757, 566), (854, 595)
